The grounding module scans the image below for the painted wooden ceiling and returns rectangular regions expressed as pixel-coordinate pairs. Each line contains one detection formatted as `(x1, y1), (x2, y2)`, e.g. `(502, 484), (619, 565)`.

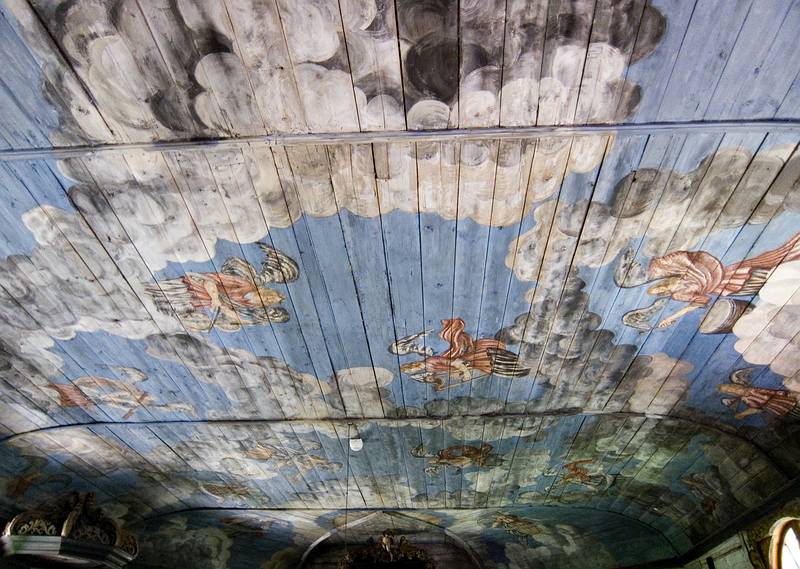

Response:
(1, 0), (800, 568)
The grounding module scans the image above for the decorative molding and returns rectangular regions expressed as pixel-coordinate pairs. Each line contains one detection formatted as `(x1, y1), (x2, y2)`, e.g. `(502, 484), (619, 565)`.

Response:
(2, 493), (138, 568)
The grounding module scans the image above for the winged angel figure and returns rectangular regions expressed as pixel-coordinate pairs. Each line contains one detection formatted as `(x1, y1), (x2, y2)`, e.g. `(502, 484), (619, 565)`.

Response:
(392, 318), (530, 391)
(146, 243), (299, 331)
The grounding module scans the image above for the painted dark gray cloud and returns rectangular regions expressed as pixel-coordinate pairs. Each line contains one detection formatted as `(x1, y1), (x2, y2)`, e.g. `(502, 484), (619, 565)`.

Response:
(397, 0), (665, 129)
(498, 271), (637, 406)
(498, 271), (690, 412)
(508, 144), (800, 278)
(136, 517), (233, 569)
(32, 0), (238, 139)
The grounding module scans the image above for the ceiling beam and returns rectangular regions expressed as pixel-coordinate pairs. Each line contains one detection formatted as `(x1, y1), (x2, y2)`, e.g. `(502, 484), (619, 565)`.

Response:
(1, 119), (799, 162)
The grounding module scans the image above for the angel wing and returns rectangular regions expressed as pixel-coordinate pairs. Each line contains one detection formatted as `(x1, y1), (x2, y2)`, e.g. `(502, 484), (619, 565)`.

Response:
(390, 331), (433, 356)
(256, 243), (299, 283)
(222, 257), (258, 279)
(486, 347), (530, 377)
(730, 367), (754, 385)
(237, 305), (290, 324)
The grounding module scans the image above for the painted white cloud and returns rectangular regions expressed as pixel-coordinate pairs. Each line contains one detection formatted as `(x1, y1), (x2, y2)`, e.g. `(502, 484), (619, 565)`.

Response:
(0, 203), (180, 385)
(733, 261), (800, 389)
(145, 333), (395, 419)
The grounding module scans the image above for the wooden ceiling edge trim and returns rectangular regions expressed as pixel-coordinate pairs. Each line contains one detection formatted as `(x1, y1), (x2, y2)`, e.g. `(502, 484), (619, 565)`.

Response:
(1, 412), (789, 479)
(1, 120), (799, 162)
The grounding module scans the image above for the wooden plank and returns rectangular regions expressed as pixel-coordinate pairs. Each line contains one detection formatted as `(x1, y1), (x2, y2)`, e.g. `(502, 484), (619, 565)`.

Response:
(704, 0), (800, 120)
(275, 145), (385, 417)
(339, 0), (405, 130)
(1, 0), (114, 146)
(449, 142), (499, 413)
(537, 0), (596, 126)
(458, 0), (505, 128)
(416, 142), (459, 409)
(499, 0), (548, 127)
(656, 0), (753, 121)
(373, 141), (422, 415)
(275, 0), (361, 132)
(325, 144), (406, 412)
(395, 0), (459, 129)
(222, 0), (308, 133)
(469, 140), (536, 412)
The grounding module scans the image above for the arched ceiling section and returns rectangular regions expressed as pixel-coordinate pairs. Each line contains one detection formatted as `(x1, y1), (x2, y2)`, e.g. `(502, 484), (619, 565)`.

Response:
(1, 1), (800, 569)
(125, 506), (677, 569)
(0, 415), (797, 561)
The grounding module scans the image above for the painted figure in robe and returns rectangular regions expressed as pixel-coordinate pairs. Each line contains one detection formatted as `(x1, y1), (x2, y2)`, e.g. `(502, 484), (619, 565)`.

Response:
(47, 367), (195, 419)
(243, 442), (341, 481)
(146, 243), (299, 331)
(719, 368), (800, 420)
(392, 318), (530, 391)
(547, 459), (615, 492)
(411, 442), (502, 474)
(618, 232), (800, 330)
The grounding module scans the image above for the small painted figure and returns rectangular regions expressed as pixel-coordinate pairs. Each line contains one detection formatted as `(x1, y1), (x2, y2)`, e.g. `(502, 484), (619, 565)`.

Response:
(4, 456), (70, 499)
(491, 513), (544, 545)
(552, 459), (615, 491)
(146, 243), (299, 331)
(617, 232), (800, 330)
(393, 318), (530, 390)
(47, 367), (195, 419)
(682, 470), (726, 516)
(411, 442), (502, 474)
(243, 442), (341, 480)
(380, 530), (394, 561)
(719, 368), (800, 420)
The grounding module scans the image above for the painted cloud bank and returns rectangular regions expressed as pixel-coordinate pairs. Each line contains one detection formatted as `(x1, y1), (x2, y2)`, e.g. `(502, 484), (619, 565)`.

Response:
(507, 145), (800, 279)
(734, 260), (800, 389)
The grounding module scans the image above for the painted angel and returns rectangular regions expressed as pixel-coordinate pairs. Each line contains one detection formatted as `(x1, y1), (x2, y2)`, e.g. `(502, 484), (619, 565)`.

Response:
(393, 318), (530, 391)
(617, 232), (800, 330)
(243, 442), (340, 481)
(47, 367), (195, 419)
(548, 459), (615, 491)
(719, 368), (800, 420)
(411, 442), (501, 474)
(146, 243), (299, 331)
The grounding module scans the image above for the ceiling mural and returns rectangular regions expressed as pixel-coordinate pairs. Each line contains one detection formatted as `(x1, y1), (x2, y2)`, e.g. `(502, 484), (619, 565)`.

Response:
(1, 1), (800, 568)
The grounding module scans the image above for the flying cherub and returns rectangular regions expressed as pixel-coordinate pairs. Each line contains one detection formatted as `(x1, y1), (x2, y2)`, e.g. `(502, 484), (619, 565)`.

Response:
(146, 243), (299, 331)
(393, 318), (530, 391)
